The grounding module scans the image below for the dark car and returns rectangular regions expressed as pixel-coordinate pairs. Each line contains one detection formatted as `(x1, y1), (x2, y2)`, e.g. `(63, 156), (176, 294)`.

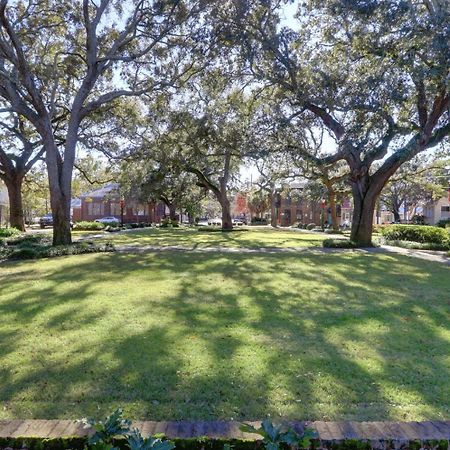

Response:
(39, 214), (73, 229)
(39, 213), (53, 229)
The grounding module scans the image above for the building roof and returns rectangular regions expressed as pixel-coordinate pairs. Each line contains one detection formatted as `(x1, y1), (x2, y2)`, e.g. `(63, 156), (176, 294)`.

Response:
(80, 183), (120, 199)
(71, 198), (82, 208)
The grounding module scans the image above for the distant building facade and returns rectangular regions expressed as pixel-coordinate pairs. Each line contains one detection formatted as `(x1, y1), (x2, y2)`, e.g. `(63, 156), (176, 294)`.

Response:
(0, 182), (8, 226)
(423, 189), (450, 225)
(77, 183), (166, 223)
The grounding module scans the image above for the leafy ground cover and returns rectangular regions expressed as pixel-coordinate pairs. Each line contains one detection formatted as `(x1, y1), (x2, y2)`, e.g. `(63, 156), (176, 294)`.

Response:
(0, 248), (448, 421)
(91, 227), (326, 248)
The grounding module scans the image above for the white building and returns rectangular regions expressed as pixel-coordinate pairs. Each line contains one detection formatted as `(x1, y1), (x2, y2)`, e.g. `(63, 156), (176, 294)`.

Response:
(423, 190), (450, 225)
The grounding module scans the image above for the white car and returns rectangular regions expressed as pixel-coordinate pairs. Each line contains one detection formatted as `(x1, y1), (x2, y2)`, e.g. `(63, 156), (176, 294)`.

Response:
(209, 218), (222, 226)
(232, 218), (244, 226)
(95, 216), (120, 224)
(197, 218), (209, 226)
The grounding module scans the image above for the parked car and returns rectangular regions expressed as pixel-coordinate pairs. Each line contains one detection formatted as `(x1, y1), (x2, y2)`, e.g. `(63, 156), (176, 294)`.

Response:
(197, 218), (209, 226)
(95, 216), (120, 224)
(39, 213), (53, 228)
(39, 214), (74, 229)
(232, 218), (244, 226)
(209, 218), (222, 226)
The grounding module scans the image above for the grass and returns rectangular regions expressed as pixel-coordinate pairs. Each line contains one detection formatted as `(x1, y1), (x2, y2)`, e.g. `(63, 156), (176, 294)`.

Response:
(92, 226), (326, 249)
(0, 247), (449, 422)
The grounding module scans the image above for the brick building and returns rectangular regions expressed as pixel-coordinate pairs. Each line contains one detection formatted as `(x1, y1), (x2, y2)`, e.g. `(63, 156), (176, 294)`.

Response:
(77, 183), (166, 223)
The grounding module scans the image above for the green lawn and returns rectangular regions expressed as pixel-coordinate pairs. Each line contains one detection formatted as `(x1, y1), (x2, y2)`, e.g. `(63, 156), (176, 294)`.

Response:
(0, 248), (449, 421)
(90, 226), (326, 248)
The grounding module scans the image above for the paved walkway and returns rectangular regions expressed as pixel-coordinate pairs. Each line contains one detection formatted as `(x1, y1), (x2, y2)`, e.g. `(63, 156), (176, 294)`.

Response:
(0, 419), (449, 441)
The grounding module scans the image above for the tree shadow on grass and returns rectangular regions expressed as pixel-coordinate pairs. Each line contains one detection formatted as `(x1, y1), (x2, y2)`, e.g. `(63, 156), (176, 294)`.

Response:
(0, 251), (448, 421)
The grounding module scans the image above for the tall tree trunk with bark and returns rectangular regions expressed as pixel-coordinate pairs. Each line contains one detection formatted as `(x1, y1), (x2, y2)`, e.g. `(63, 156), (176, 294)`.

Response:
(169, 204), (177, 221)
(219, 151), (233, 231)
(44, 133), (73, 246)
(5, 175), (25, 231)
(270, 184), (278, 227)
(220, 193), (232, 230)
(324, 180), (339, 230)
(349, 174), (380, 246)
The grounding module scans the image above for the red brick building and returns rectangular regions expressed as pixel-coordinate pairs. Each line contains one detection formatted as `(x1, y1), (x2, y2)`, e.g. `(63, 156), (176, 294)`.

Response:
(276, 193), (322, 226)
(77, 183), (166, 223)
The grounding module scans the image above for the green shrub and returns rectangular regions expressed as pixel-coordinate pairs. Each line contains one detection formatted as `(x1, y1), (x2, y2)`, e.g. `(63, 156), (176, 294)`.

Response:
(383, 239), (450, 251)
(240, 419), (316, 450)
(10, 247), (39, 259)
(0, 227), (21, 238)
(2, 240), (114, 261)
(105, 225), (122, 232)
(325, 229), (343, 234)
(306, 223), (316, 230)
(380, 224), (449, 244)
(74, 221), (105, 231)
(436, 218), (450, 228)
(83, 408), (175, 450)
(323, 238), (358, 248)
(251, 217), (268, 225)
(10, 234), (48, 246)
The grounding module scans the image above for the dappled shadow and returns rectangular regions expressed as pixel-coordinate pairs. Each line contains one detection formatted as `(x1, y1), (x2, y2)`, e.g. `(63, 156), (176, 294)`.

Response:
(102, 227), (324, 249)
(0, 250), (449, 421)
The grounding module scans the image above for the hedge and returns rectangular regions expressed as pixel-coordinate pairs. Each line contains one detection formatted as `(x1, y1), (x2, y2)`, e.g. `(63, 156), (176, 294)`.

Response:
(73, 221), (105, 231)
(0, 436), (449, 450)
(380, 224), (449, 245)
(323, 238), (358, 248)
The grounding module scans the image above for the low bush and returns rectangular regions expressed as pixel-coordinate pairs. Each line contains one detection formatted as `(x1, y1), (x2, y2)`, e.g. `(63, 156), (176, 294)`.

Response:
(384, 239), (450, 251)
(306, 223), (316, 230)
(381, 224), (449, 245)
(251, 217), (268, 225)
(160, 219), (179, 228)
(1, 239), (114, 261)
(436, 218), (450, 228)
(0, 227), (21, 238)
(323, 238), (358, 248)
(10, 246), (39, 259)
(105, 225), (122, 232)
(198, 226), (247, 232)
(73, 221), (105, 231)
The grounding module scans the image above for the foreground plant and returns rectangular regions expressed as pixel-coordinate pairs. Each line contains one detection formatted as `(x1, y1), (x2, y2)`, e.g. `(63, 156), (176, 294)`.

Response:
(83, 408), (175, 450)
(240, 419), (317, 450)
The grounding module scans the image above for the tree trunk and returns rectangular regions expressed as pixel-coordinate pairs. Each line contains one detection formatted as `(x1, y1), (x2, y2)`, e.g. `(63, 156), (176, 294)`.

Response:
(45, 134), (73, 246)
(350, 182), (378, 246)
(5, 176), (25, 231)
(393, 209), (401, 223)
(220, 194), (233, 230)
(270, 186), (278, 227)
(50, 192), (72, 245)
(328, 189), (339, 231)
(169, 204), (177, 221)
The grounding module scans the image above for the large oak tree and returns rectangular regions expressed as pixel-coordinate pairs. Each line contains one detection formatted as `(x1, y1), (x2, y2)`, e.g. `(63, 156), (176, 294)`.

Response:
(219, 0), (450, 245)
(0, 0), (209, 244)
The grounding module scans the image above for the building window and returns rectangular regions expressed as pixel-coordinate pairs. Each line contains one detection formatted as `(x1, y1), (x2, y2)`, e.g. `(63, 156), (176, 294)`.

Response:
(441, 206), (450, 212)
(296, 209), (303, 220)
(87, 202), (104, 216)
